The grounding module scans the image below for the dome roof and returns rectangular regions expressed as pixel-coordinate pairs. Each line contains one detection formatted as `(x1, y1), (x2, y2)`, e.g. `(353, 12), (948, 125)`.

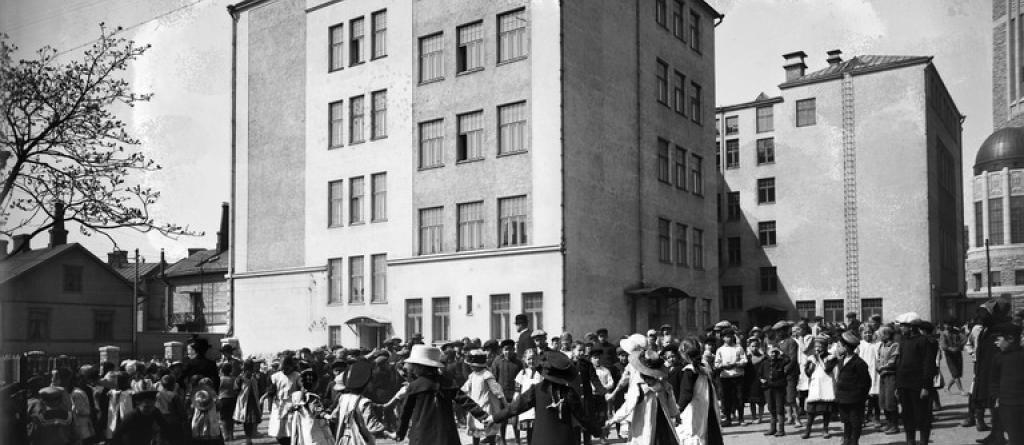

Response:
(975, 127), (1024, 174)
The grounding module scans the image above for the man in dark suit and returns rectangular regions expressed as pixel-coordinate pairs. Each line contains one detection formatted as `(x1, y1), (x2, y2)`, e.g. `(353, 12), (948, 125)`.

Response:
(515, 314), (536, 359)
(895, 312), (939, 445)
(827, 331), (871, 445)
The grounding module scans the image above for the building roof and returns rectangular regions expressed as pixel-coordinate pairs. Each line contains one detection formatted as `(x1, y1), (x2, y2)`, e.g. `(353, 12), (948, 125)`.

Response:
(975, 126), (1024, 174)
(779, 55), (933, 89)
(0, 243), (133, 287)
(717, 92), (784, 113)
(164, 248), (229, 278)
(113, 262), (163, 281)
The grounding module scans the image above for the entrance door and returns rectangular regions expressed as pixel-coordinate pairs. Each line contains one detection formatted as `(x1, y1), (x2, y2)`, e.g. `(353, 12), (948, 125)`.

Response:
(358, 325), (389, 350)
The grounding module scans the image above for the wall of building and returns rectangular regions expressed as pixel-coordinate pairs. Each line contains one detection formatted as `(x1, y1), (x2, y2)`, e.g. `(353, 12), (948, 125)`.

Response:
(233, 268), (328, 354)
(994, 0), (1024, 130)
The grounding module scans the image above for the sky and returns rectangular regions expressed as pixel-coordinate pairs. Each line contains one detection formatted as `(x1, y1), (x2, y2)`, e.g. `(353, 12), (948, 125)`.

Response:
(0, 0), (993, 262)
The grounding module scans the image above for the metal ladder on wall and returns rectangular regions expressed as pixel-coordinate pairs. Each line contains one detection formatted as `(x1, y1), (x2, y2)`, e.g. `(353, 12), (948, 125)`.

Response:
(842, 74), (861, 317)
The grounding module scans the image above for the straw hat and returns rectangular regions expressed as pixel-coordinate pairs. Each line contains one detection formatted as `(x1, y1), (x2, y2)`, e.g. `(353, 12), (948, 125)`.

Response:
(464, 350), (489, 368)
(629, 350), (667, 380)
(404, 344), (444, 368)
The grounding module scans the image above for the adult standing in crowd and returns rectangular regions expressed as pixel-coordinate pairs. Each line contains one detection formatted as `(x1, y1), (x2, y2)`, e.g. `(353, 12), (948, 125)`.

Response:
(940, 322), (967, 394)
(974, 299), (1012, 444)
(990, 322), (1024, 445)
(895, 312), (938, 445)
(515, 314), (535, 360)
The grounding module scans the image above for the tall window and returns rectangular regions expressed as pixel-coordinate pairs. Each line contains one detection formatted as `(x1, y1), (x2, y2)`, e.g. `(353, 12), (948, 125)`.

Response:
(656, 60), (668, 105)
(823, 299), (843, 323)
(419, 120), (444, 168)
(406, 299), (423, 338)
(28, 309), (50, 340)
(722, 286), (743, 311)
(760, 266), (778, 292)
(727, 237), (741, 266)
(523, 292), (543, 331)
(690, 154), (704, 195)
(349, 176), (364, 224)
(725, 139), (739, 169)
(759, 221), (777, 246)
(419, 33), (444, 83)
(371, 90), (387, 139)
(756, 106), (774, 133)
(796, 301), (816, 320)
(457, 111), (484, 161)
(756, 138), (775, 164)
(490, 294), (511, 340)
(329, 100), (344, 148)
(975, 202), (984, 248)
(432, 297), (451, 342)
(675, 223), (688, 265)
(673, 71), (686, 114)
(457, 201), (485, 251)
(371, 254), (386, 303)
(93, 311), (114, 340)
(328, 180), (344, 227)
(990, 271), (1002, 287)
(349, 256), (364, 303)
(419, 207), (444, 255)
(328, 325), (342, 348)
(658, 218), (671, 263)
(689, 82), (703, 123)
(498, 102), (527, 154)
(371, 10), (387, 59)
(861, 298), (882, 322)
(701, 298), (711, 329)
(457, 22), (484, 73)
(371, 173), (386, 222)
(724, 116), (738, 135)
(672, 0), (685, 38)
(1011, 196), (1024, 243)
(692, 228), (704, 269)
(674, 146), (687, 189)
(655, 0), (667, 26)
(796, 98), (816, 127)
(990, 199), (1005, 245)
(329, 24), (344, 71)
(973, 273), (983, 291)
(726, 192), (740, 220)
(498, 9), (527, 62)
(350, 95), (365, 143)
(499, 195), (528, 247)
(688, 10), (701, 51)
(349, 17), (364, 65)
(328, 258), (344, 303)
(657, 138), (670, 182)
(63, 265), (82, 292)
(757, 178), (776, 204)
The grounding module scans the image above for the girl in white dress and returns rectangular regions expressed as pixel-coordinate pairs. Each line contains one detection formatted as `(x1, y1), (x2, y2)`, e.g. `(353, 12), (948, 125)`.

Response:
(513, 348), (542, 443)
(267, 356), (300, 445)
(461, 349), (505, 444)
(802, 335), (836, 439)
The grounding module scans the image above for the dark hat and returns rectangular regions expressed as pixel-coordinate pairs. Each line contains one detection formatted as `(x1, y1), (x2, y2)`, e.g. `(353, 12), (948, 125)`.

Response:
(330, 360), (349, 370)
(659, 324), (672, 331)
(515, 314), (529, 324)
(465, 350), (489, 367)
(220, 344), (235, 353)
(450, 341), (465, 348)
(344, 361), (373, 390)
(588, 348), (604, 358)
(482, 339), (500, 351)
(840, 331), (860, 349)
(596, 328), (609, 336)
(131, 390), (158, 404)
(536, 350), (580, 388)
(188, 336), (211, 353)
(499, 339), (516, 349)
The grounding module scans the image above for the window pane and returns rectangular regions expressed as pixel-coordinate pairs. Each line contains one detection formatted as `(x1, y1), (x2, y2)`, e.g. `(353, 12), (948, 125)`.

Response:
(350, 176), (364, 224)
(658, 218), (671, 263)
(757, 138), (775, 164)
(690, 154), (703, 195)
(860, 298), (882, 323)
(656, 60), (668, 104)
(674, 146), (687, 189)
(458, 201), (485, 251)
(990, 198), (1005, 245)
(490, 294), (511, 340)
(349, 256), (364, 303)
(329, 24), (344, 71)
(498, 9), (527, 62)
(371, 173), (387, 221)
(725, 139), (739, 168)
(498, 102), (527, 154)
(724, 116), (738, 135)
(657, 139), (670, 182)
(328, 258), (344, 303)
(692, 228), (704, 269)
(419, 207), (444, 254)
(759, 220), (777, 246)
(458, 111), (484, 161)
(419, 120), (444, 168)
(371, 90), (387, 139)
(406, 299), (423, 339)
(796, 98), (816, 127)
(523, 292), (543, 331)
(689, 82), (702, 124)
(350, 17), (364, 65)
(350, 95), (365, 143)
(499, 195), (528, 247)
(419, 34), (444, 82)
(371, 10), (387, 59)
(371, 254), (387, 303)
(675, 223), (688, 265)
(329, 180), (344, 227)
(432, 297), (450, 342)
(457, 22), (484, 72)
(756, 106), (774, 133)
(823, 299), (844, 323)
(329, 101), (344, 147)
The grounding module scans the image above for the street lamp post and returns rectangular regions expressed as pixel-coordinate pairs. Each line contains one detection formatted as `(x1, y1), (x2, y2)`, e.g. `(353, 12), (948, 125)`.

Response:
(985, 239), (992, 301)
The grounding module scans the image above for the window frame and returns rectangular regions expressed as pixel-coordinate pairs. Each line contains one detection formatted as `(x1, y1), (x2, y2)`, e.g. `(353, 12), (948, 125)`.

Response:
(726, 192), (740, 221)
(329, 23), (345, 72)
(457, 21), (485, 74)
(349, 16), (365, 66)
(724, 139), (739, 169)
(371, 9), (387, 60)
(328, 100), (344, 148)
(370, 90), (387, 140)
(499, 195), (529, 248)
(674, 145), (687, 190)
(328, 257), (344, 304)
(457, 200), (486, 252)
(406, 299), (423, 339)
(690, 154), (704, 196)
(418, 206), (444, 255)
(27, 308), (50, 340)
(688, 10), (701, 52)
(760, 266), (779, 293)
(658, 218), (672, 263)
(657, 138), (671, 183)
(655, 0), (667, 27)
(349, 176), (365, 224)
(418, 119), (445, 169)
(756, 105), (774, 133)
(756, 137), (775, 165)
(692, 228), (704, 269)
(93, 310), (114, 341)
(371, 172), (387, 222)
(497, 8), (528, 64)
(757, 177), (776, 204)
(758, 220), (777, 246)
(328, 179), (344, 227)
(522, 292), (543, 331)
(418, 32), (445, 84)
(457, 110), (485, 162)
(349, 255), (365, 304)
(672, 0), (685, 39)
(689, 82), (703, 124)
(673, 71), (686, 115)
(371, 253), (387, 303)
(349, 95), (365, 144)
(498, 101), (528, 155)
(432, 297), (451, 343)
(721, 286), (743, 311)
(675, 223), (688, 266)
(796, 98), (817, 127)
(490, 294), (511, 340)
(726, 236), (741, 266)
(63, 264), (83, 292)
(724, 116), (739, 135)
(656, 59), (669, 105)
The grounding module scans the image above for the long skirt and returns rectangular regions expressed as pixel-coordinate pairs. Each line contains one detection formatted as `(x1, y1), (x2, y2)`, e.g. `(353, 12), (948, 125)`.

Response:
(945, 350), (963, 379)
(878, 374), (898, 412)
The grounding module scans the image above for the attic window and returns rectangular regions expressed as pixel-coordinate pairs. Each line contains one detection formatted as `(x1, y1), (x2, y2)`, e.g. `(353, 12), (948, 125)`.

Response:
(63, 265), (83, 292)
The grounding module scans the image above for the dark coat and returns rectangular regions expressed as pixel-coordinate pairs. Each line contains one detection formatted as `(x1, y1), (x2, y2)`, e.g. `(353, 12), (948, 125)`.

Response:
(490, 356), (523, 400)
(826, 355), (871, 404)
(516, 329), (536, 359)
(111, 409), (167, 445)
(758, 355), (795, 389)
(990, 345), (1024, 407)
(895, 333), (938, 390)
(397, 373), (487, 445)
(975, 325), (1002, 404)
(494, 379), (598, 445)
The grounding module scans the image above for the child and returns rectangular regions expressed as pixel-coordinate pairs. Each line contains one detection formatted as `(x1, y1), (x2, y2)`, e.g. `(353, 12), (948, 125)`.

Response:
(743, 337), (766, 425)
(328, 361), (379, 445)
(827, 331), (871, 445)
(462, 349), (505, 444)
(608, 349), (681, 444)
(288, 369), (334, 445)
(713, 330), (747, 427)
(876, 326), (900, 435)
(105, 371), (133, 440)
(156, 375), (187, 444)
(233, 359), (263, 445)
(396, 345), (492, 445)
(759, 343), (793, 437)
(858, 325), (882, 426)
(218, 362), (238, 441)
(802, 335), (836, 439)
(191, 377), (224, 445)
(590, 348), (614, 442)
(514, 348), (542, 444)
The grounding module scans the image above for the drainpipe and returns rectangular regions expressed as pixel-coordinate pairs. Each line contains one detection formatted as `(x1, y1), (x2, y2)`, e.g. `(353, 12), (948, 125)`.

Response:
(632, 0), (645, 334)
(227, 7), (239, 337)
(559, 1), (567, 336)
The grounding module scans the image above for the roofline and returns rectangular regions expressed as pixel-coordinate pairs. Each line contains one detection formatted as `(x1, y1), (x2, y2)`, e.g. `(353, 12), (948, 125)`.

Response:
(693, 0), (724, 19)
(924, 63), (964, 119)
(778, 56), (933, 90)
(0, 243), (135, 289)
(716, 96), (784, 114)
(227, 0), (274, 16)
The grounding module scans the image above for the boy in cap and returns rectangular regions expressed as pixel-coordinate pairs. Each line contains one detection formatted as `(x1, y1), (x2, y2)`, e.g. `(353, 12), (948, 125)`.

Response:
(491, 339), (524, 445)
(759, 343), (795, 437)
(827, 331), (871, 445)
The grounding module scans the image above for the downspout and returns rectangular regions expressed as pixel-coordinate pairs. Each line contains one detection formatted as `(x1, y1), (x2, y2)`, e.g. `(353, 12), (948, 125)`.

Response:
(227, 6), (239, 337)
(632, 0), (644, 334)
(559, 1), (567, 335)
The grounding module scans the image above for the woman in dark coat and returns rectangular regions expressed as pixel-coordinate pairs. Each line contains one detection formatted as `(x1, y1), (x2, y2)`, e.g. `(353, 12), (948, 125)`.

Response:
(396, 345), (491, 445)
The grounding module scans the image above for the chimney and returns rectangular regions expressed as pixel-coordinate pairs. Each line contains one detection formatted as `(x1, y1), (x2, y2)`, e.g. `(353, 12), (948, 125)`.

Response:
(826, 49), (843, 66)
(12, 234), (31, 253)
(48, 201), (68, 247)
(0, 239), (8, 260)
(108, 250), (128, 268)
(783, 50), (808, 82)
(217, 202), (229, 252)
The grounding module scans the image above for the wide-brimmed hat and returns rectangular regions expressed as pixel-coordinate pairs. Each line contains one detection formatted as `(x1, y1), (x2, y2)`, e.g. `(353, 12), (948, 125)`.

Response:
(344, 360), (373, 390)
(714, 320), (732, 330)
(465, 350), (489, 368)
(772, 320), (792, 331)
(840, 331), (860, 348)
(895, 312), (923, 326)
(536, 350), (580, 388)
(620, 333), (647, 354)
(629, 350), (667, 380)
(531, 329), (548, 339)
(405, 345), (444, 368)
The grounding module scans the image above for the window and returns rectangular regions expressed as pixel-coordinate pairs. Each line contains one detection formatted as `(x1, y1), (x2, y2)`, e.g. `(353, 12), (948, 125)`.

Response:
(349, 17), (364, 65)
(328, 258), (344, 304)
(349, 95), (365, 144)
(523, 292), (543, 331)
(724, 116), (738, 135)
(672, 0), (685, 38)
(796, 301), (816, 320)
(349, 256), (364, 304)
(466, 295), (474, 315)
(674, 146), (687, 189)
(655, 0), (667, 26)
(689, 82), (703, 123)
(757, 177), (776, 204)
(419, 207), (444, 255)
(349, 176), (364, 224)
(701, 298), (711, 329)
(758, 221), (777, 246)
(370, 254), (387, 303)
(419, 33), (444, 83)
(457, 22), (484, 73)
(63, 265), (82, 292)
(328, 325), (342, 348)
(760, 266), (778, 292)
(657, 138), (670, 183)
(673, 71), (686, 114)
(726, 192), (740, 220)
(656, 60), (668, 105)
(498, 9), (527, 62)
(823, 299), (843, 323)
(688, 10), (701, 51)
(675, 223), (688, 265)
(990, 198), (1005, 245)
(715, 141), (720, 170)
(419, 120), (444, 168)
(796, 98), (816, 127)
(499, 195), (528, 247)
(371, 10), (387, 59)
(658, 218), (671, 263)
(491, 294), (511, 340)
(722, 286), (743, 311)
(406, 299), (423, 339)
(329, 100), (344, 148)
(371, 173), (386, 222)
(28, 309), (50, 340)
(727, 237), (741, 266)
(328, 180), (344, 227)
(973, 273), (983, 291)
(975, 202), (984, 248)
(725, 139), (739, 169)
(457, 111), (484, 161)
(1017, 270), (1024, 285)
(690, 154), (703, 195)
(93, 310), (114, 340)
(432, 297), (450, 342)
(1011, 196), (1024, 243)
(861, 298), (882, 322)
(990, 271), (1002, 287)
(756, 138), (775, 164)
(457, 201), (485, 251)
(692, 228), (704, 269)
(498, 101), (527, 154)
(329, 24), (344, 71)
(371, 90), (387, 139)
(756, 106), (774, 133)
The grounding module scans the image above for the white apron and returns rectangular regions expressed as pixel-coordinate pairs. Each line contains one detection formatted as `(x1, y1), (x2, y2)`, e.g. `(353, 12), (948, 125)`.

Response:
(805, 356), (835, 403)
(859, 341), (881, 395)
(676, 364), (721, 445)
(268, 371), (299, 438)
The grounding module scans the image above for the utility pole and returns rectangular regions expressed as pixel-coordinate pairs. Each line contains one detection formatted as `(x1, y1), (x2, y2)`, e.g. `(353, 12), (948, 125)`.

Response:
(985, 239), (992, 301)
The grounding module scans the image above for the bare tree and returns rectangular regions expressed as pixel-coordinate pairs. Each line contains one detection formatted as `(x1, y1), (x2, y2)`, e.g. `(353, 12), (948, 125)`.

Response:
(0, 25), (199, 252)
